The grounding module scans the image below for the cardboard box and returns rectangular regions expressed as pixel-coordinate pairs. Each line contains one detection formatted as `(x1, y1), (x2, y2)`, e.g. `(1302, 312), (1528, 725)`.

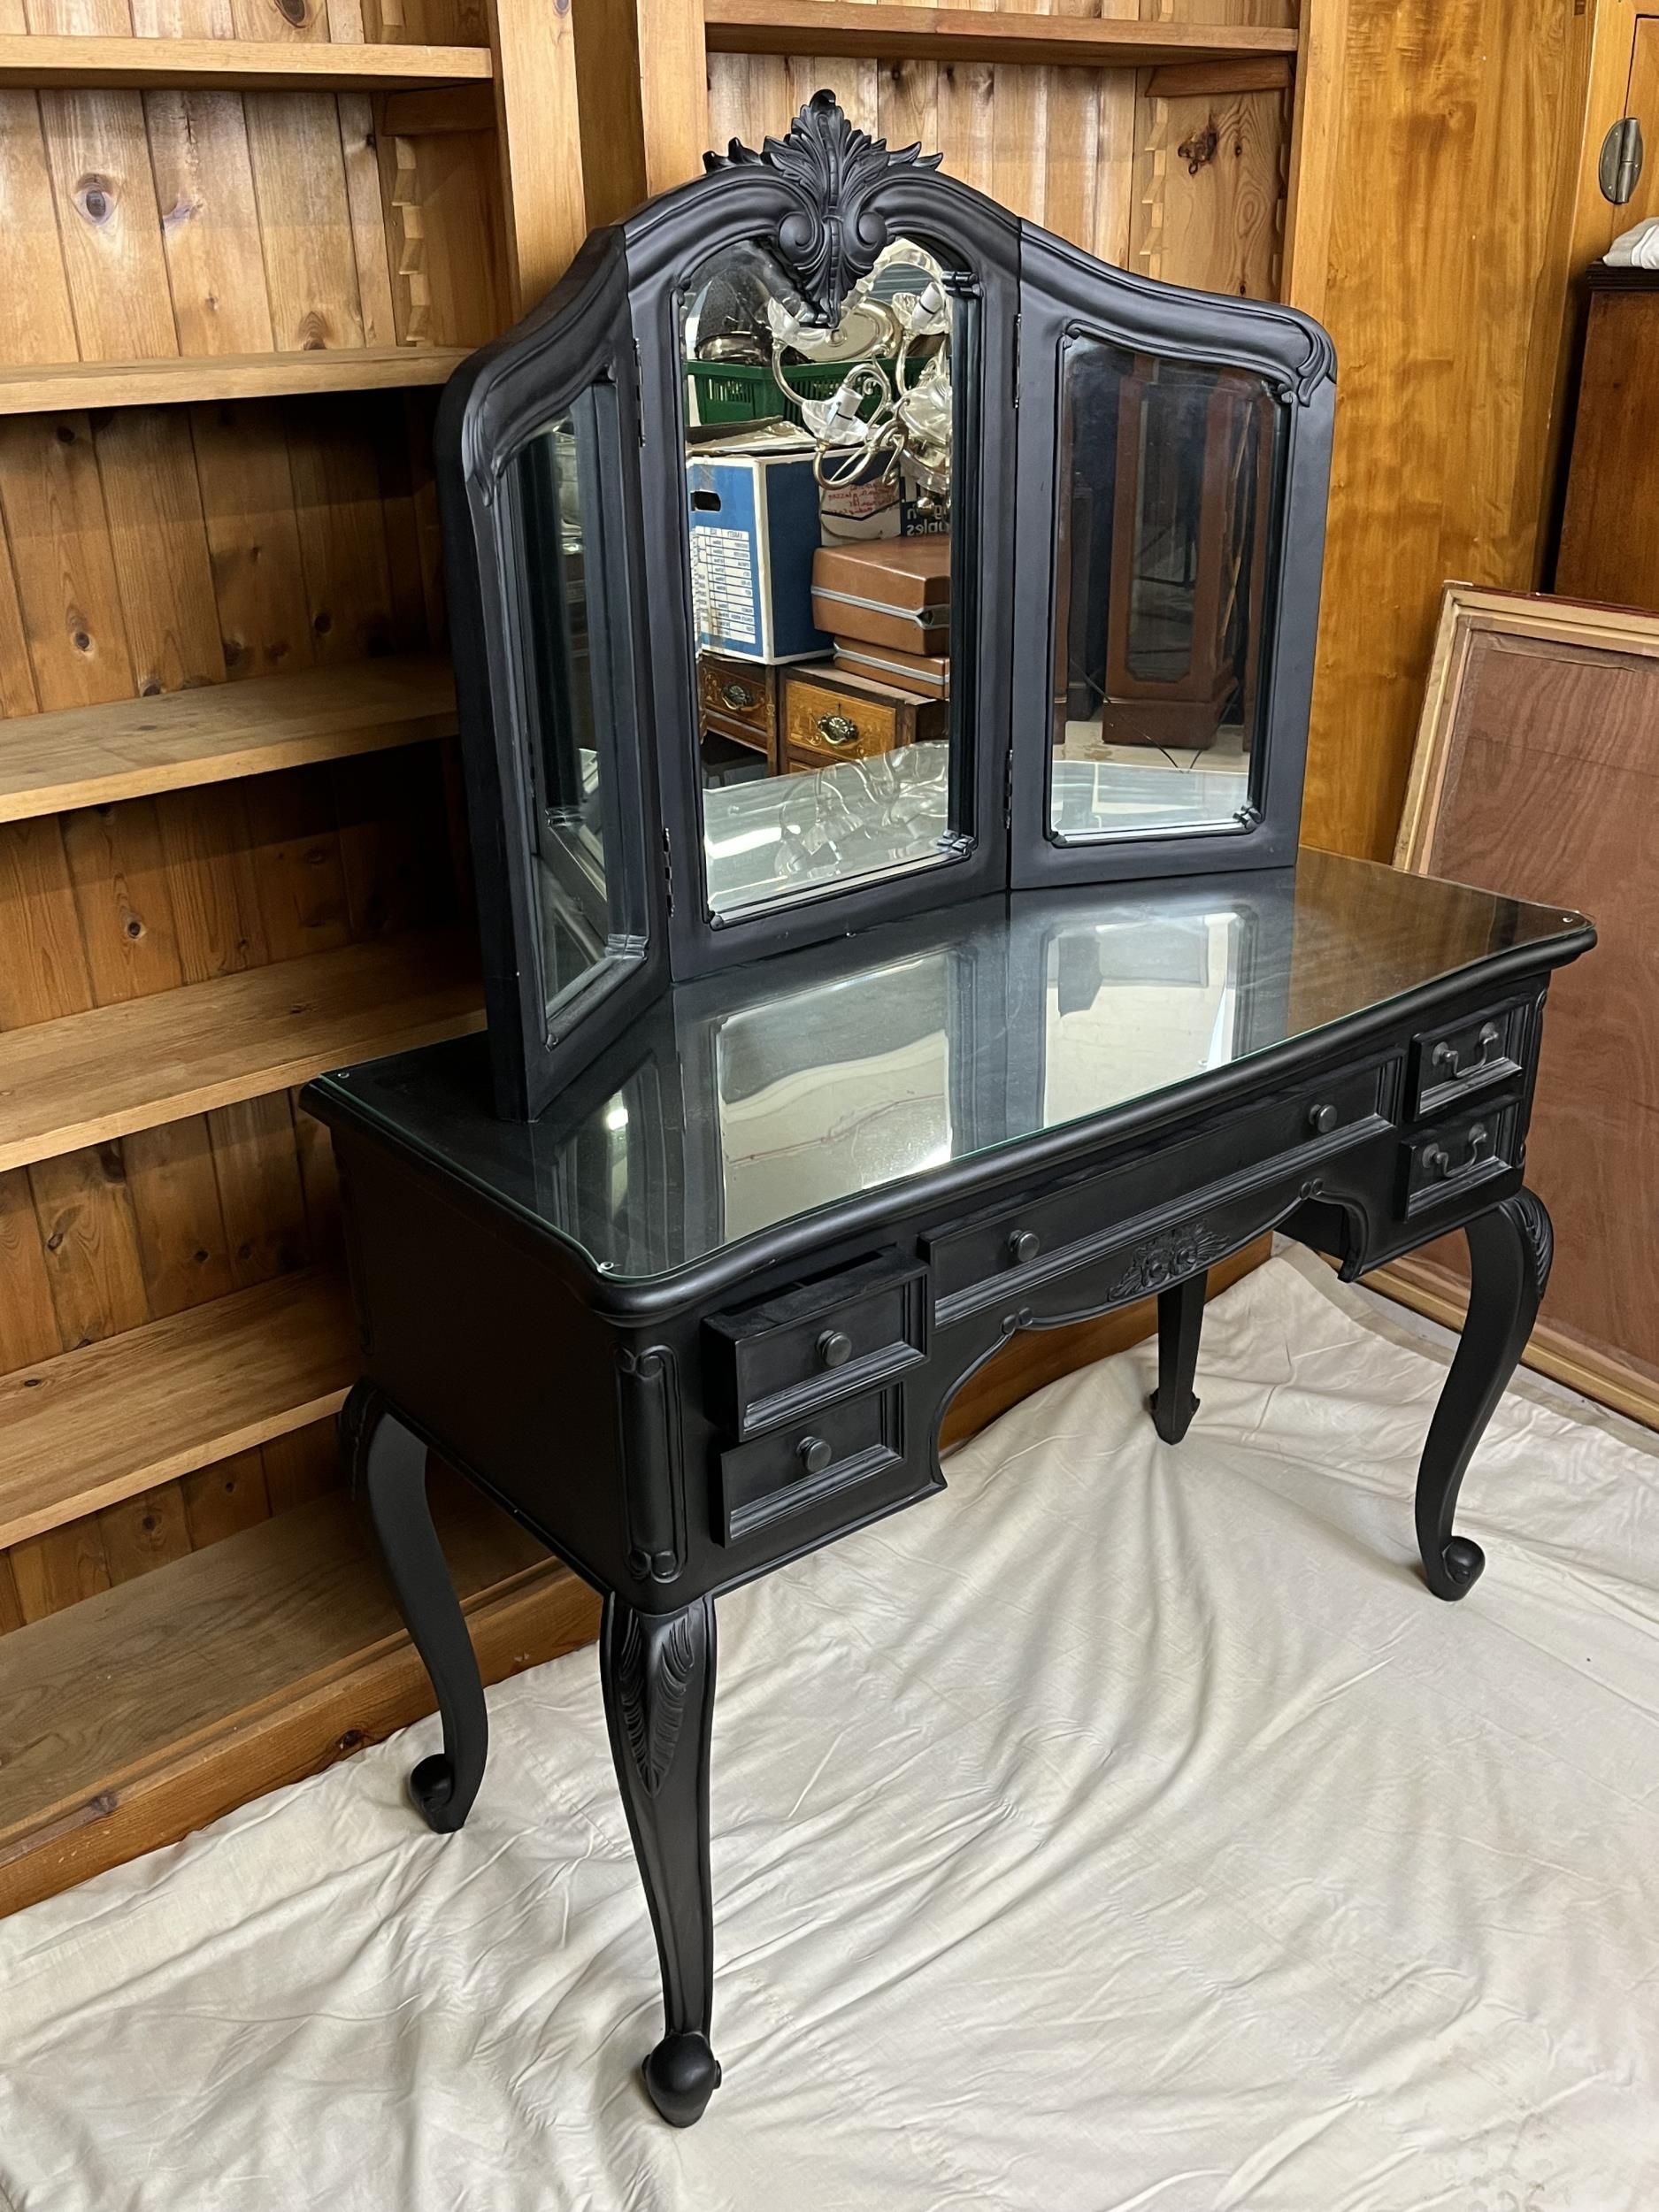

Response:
(686, 446), (831, 664)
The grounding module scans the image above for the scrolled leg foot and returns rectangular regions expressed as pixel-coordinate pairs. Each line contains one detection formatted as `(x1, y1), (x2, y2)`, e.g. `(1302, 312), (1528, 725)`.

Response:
(409, 1752), (470, 1832)
(1414, 1189), (1549, 1601)
(1435, 1536), (1486, 1598)
(643, 2031), (723, 2127)
(349, 1385), (489, 1831)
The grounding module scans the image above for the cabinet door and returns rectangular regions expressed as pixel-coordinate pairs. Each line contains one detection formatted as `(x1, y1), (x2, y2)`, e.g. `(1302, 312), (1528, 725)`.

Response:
(441, 232), (668, 1120)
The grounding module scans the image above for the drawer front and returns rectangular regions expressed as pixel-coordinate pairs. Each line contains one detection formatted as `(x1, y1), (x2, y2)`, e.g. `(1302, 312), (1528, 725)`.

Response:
(784, 673), (942, 763)
(1409, 1001), (1527, 1120)
(716, 1385), (903, 1545)
(926, 1059), (1395, 1322)
(704, 1252), (926, 1440)
(1401, 1101), (1520, 1216)
(698, 653), (776, 742)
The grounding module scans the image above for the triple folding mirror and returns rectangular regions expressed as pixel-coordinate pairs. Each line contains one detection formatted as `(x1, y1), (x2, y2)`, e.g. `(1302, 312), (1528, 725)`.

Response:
(442, 90), (1334, 1116)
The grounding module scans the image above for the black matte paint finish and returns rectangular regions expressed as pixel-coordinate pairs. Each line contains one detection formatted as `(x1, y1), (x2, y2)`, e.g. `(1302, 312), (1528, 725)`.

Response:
(317, 96), (1599, 2125)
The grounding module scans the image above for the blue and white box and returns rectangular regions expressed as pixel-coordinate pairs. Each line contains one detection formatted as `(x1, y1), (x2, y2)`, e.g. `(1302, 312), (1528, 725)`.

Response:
(687, 444), (831, 664)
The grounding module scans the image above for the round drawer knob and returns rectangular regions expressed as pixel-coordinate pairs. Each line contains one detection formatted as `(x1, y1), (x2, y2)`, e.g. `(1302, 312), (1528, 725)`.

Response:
(818, 1328), (853, 1370)
(1008, 1228), (1041, 1266)
(1308, 1102), (1339, 1135)
(797, 1434), (833, 1477)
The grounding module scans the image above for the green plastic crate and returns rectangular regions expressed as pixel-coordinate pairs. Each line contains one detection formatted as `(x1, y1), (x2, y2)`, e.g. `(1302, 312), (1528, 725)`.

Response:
(685, 358), (893, 428)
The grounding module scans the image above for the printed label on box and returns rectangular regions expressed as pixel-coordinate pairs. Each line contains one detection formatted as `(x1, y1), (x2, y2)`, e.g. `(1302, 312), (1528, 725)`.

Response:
(690, 526), (758, 650)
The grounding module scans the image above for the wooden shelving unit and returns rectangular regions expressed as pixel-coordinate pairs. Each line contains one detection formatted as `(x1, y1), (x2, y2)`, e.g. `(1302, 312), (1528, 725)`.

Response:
(700, 3), (1299, 72)
(0, 1271), (357, 1551)
(0, 1479), (601, 1918)
(0, 349), (472, 417)
(0, 657), (456, 825)
(0, 0), (588, 1923)
(0, 930), (481, 1174)
(0, 35), (492, 93)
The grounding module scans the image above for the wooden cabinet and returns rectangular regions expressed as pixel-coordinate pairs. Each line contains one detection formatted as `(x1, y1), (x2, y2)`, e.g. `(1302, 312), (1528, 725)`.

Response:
(697, 652), (780, 766)
(1556, 269), (1659, 611)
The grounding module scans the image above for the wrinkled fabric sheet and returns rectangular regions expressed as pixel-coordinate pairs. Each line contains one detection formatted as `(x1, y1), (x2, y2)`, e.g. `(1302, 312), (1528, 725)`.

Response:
(2, 1251), (1656, 2212)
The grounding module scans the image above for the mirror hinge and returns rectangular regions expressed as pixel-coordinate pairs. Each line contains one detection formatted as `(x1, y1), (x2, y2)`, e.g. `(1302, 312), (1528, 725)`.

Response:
(634, 342), (646, 442)
(1003, 747), (1014, 828)
(1600, 115), (1645, 205)
(661, 828), (674, 914)
(1011, 312), (1020, 411)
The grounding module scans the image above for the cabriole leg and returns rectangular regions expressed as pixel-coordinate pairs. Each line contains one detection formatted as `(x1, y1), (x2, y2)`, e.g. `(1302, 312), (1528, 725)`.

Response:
(600, 1592), (720, 2127)
(1149, 1269), (1206, 1444)
(346, 1380), (488, 1832)
(1414, 1189), (1552, 1601)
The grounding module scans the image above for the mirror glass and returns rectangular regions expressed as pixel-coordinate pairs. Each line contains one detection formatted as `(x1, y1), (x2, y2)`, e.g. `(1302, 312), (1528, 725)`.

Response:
(511, 391), (641, 1033)
(1052, 337), (1282, 842)
(680, 234), (964, 917)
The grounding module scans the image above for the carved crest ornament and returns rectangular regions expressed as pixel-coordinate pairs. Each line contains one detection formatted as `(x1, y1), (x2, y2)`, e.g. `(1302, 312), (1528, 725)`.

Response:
(706, 89), (944, 326)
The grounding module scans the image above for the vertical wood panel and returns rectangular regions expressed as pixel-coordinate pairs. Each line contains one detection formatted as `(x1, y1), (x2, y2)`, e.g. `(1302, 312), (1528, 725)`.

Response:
(1302, 0), (1591, 859)
(146, 89), (274, 356)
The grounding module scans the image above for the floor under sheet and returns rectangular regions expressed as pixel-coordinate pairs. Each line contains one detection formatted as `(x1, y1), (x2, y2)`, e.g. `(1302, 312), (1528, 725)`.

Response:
(2, 1251), (1656, 2212)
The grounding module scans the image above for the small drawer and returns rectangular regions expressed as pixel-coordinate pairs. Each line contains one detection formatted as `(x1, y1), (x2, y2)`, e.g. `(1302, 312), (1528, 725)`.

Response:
(716, 1386), (904, 1546)
(1401, 1102), (1519, 1216)
(698, 654), (777, 744)
(1409, 1002), (1526, 1120)
(926, 1059), (1394, 1322)
(782, 666), (947, 765)
(704, 1251), (927, 1440)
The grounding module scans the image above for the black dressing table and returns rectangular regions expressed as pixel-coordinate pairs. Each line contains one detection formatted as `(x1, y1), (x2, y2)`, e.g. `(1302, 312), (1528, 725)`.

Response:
(301, 95), (1594, 2129)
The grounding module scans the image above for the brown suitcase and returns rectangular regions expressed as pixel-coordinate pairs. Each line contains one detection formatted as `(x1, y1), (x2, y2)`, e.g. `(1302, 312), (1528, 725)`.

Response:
(832, 637), (950, 701)
(810, 540), (950, 654)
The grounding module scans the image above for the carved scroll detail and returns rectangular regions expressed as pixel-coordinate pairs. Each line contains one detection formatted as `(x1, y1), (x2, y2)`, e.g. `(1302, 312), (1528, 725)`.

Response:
(1107, 1220), (1227, 1302)
(705, 88), (943, 326)
(614, 1609), (701, 1798)
(1506, 1188), (1554, 1304)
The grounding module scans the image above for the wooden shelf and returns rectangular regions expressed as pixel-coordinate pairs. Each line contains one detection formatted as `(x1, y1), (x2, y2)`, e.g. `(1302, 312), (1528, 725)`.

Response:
(0, 1478), (602, 1918)
(0, 1270), (357, 1552)
(700, 3), (1300, 72)
(0, 347), (472, 417)
(0, 35), (493, 93)
(0, 928), (482, 1174)
(0, 657), (457, 826)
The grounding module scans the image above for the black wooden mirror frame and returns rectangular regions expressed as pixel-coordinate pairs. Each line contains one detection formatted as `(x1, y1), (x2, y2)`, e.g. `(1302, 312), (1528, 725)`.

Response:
(439, 90), (1336, 1120)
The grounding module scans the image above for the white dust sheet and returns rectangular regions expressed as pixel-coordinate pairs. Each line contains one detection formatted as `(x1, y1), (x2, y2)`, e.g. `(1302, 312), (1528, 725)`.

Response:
(2, 1251), (1657, 2212)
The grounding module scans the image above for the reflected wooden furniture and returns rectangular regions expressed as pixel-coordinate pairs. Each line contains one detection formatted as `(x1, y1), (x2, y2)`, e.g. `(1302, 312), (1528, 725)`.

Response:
(697, 651), (780, 770)
(1555, 267), (1659, 611)
(781, 662), (946, 772)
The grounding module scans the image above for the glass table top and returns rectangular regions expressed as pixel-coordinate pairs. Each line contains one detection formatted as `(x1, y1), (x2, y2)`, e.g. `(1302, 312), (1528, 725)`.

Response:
(311, 850), (1588, 1284)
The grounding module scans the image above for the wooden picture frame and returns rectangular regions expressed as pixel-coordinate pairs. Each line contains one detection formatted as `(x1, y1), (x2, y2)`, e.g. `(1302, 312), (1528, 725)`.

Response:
(1384, 582), (1659, 1428)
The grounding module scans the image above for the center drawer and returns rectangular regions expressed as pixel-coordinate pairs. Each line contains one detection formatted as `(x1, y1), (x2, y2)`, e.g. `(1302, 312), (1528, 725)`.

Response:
(925, 1058), (1395, 1322)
